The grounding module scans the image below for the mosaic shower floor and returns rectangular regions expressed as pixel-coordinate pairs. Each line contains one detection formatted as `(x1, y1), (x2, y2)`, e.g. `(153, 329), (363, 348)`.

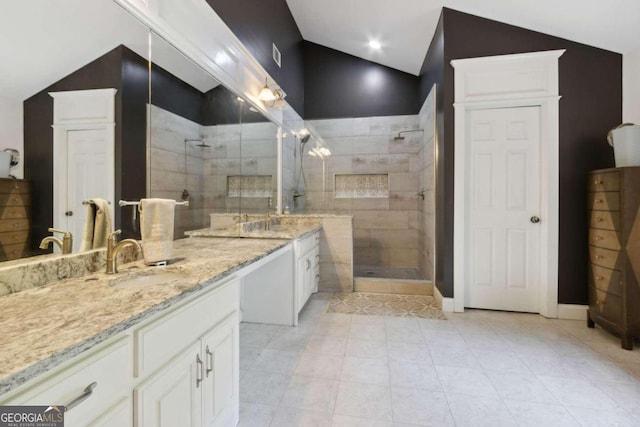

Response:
(327, 292), (447, 319)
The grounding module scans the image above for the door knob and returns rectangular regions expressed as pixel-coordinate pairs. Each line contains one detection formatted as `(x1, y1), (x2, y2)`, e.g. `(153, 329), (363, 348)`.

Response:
(530, 216), (541, 224)
(65, 211), (74, 217)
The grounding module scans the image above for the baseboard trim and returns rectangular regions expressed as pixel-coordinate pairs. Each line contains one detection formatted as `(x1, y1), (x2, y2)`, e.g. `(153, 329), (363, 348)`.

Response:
(434, 286), (455, 313)
(557, 304), (588, 320)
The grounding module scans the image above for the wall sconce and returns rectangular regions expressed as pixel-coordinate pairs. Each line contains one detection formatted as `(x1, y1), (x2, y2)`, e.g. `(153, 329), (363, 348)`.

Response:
(258, 78), (276, 102)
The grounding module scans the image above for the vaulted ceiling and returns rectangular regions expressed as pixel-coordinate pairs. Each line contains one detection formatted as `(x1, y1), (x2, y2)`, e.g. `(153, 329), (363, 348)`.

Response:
(286, 0), (640, 75)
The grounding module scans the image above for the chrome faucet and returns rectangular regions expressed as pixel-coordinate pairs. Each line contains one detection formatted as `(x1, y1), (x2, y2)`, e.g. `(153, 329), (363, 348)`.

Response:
(106, 230), (141, 274)
(39, 228), (73, 254)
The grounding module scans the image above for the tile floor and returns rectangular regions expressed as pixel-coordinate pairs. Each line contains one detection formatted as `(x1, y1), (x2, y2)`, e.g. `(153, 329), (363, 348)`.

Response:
(239, 293), (640, 426)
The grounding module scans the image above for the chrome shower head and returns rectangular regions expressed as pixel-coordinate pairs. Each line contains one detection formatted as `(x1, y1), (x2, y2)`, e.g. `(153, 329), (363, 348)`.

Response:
(185, 139), (211, 148)
(393, 135), (405, 141)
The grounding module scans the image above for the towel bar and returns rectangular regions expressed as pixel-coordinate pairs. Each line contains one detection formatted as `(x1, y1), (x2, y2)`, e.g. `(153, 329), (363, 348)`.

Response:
(118, 200), (189, 207)
(82, 200), (111, 205)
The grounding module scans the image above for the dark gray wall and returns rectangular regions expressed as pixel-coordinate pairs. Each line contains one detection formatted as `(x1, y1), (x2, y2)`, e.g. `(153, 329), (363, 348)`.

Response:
(303, 41), (420, 119)
(418, 15), (447, 299)
(204, 0), (305, 116)
(433, 9), (621, 304)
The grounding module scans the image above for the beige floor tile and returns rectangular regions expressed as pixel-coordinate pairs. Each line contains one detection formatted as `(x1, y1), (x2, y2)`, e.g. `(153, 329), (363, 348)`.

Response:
(340, 357), (389, 386)
(537, 375), (619, 410)
(565, 405), (639, 427)
(504, 400), (579, 427)
(345, 338), (388, 360)
(387, 341), (431, 363)
(486, 371), (558, 404)
(334, 381), (393, 422)
(305, 335), (348, 356)
(389, 360), (441, 391)
(473, 349), (530, 373)
(331, 414), (393, 427)
(391, 388), (455, 426)
(436, 366), (499, 398)
(430, 345), (480, 369)
(446, 393), (517, 427)
(349, 323), (387, 342)
(238, 402), (275, 427)
(251, 349), (300, 375)
(239, 370), (290, 406)
(294, 353), (344, 380)
(268, 406), (332, 427)
(280, 375), (339, 414)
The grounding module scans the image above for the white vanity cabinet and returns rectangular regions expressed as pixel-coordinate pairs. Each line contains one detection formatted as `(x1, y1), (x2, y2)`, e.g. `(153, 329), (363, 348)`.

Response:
(135, 314), (239, 427)
(1, 337), (132, 427)
(134, 278), (240, 427)
(295, 231), (320, 321)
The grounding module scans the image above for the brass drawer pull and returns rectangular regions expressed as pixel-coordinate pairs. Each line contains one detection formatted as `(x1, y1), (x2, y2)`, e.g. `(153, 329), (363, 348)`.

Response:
(596, 276), (604, 281)
(595, 255), (604, 260)
(594, 236), (603, 241)
(594, 180), (604, 185)
(596, 218), (604, 222)
(596, 199), (604, 204)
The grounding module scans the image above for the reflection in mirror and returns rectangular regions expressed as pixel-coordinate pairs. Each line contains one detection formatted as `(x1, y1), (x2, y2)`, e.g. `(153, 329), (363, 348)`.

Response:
(1, 0), (150, 262)
(148, 32), (277, 239)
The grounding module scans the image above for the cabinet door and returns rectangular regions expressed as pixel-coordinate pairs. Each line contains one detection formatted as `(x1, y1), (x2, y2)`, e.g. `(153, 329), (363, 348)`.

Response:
(202, 314), (239, 427)
(135, 342), (202, 427)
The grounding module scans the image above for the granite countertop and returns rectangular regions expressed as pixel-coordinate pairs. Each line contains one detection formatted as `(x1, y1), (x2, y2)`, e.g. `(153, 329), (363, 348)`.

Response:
(185, 223), (322, 240)
(0, 236), (292, 396)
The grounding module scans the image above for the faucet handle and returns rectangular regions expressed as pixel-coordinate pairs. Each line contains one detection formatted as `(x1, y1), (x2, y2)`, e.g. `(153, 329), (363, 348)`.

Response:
(109, 229), (122, 240)
(48, 227), (72, 238)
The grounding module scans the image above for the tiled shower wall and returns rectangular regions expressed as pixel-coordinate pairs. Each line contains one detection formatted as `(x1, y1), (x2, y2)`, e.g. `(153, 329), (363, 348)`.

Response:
(302, 115), (426, 271)
(150, 105), (277, 237)
(149, 105), (205, 239)
(418, 87), (436, 281)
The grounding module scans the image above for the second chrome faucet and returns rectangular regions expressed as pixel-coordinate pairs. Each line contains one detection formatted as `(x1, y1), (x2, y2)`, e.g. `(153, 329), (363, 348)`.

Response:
(106, 230), (141, 274)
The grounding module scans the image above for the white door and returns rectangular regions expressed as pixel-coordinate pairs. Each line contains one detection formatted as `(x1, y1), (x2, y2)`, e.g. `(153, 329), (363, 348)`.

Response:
(202, 316), (239, 427)
(66, 128), (112, 252)
(135, 341), (202, 427)
(465, 106), (541, 312)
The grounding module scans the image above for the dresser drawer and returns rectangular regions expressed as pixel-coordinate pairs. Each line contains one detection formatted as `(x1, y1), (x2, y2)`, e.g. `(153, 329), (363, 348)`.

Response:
(589, 246), (622, 271)
(0, 180), (30, 194)
(588, 210), (620, 231)
(589, 264), (623, 296)
(589, 229), (621, 251)
(588, 172), (620, 192)
(1, 193), (31, 208)
(0, 230), (28, 246)
(588, 192), (620, 211)
(0, 218), (29, 233)
(0, 206), (29, 220)
(0, 242), (30, 261)
(589, 286), (622, 325)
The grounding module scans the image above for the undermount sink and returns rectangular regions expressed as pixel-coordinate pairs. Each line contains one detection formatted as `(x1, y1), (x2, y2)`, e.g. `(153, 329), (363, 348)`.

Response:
(109, 271), (188, 290)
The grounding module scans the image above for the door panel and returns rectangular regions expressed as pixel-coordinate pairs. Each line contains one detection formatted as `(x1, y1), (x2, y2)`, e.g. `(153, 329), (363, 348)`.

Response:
(466, 106), (541, 312)
(66, 128), (111, 252)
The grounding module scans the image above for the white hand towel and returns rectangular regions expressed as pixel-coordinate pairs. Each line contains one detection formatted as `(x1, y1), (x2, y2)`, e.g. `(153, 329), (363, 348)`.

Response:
(79, 198), (112, 251)
(139, 198), (176, 264)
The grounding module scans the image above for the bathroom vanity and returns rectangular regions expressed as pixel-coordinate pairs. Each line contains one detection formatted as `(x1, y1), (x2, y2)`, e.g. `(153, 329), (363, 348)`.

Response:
(0, 232), (319, 427)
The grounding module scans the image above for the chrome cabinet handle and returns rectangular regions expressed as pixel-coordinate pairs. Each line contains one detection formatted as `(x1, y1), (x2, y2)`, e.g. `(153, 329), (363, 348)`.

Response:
(206, 345), (213, 377)
(64, 382), (97, 413)
(196, 354), (203, 388)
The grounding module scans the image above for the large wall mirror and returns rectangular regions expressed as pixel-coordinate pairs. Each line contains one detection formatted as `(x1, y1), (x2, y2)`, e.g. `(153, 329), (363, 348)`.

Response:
(149, 32), (277, 239)
(1, 0), (278, 264)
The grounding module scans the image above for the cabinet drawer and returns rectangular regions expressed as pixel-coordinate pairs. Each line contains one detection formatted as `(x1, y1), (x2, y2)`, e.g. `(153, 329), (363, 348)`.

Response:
(0, 242), (30, 261)
(589, 246), (622, 271)
(296, 231), (319, 257)
(589, 264), (623, 296)
(588, 210), (620, 231)
(8, 338), (131, 426)
(589, 229), (621, 251)
(588, 192), (620, 211)
(134, 277), (238, 378)
(588, 172), (620, 192)
(589, 286), (622, 325)
(1, 193), (31, 207)
(0, 218), (29, 233)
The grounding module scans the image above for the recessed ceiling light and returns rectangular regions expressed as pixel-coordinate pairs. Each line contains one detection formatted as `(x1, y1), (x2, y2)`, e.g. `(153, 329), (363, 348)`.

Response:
(368, 40), (381, 50)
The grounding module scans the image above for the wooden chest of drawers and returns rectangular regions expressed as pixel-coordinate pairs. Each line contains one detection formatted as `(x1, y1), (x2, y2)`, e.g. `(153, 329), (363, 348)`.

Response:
(0, 179), (31, 261)
(587, 168), (640, 349)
